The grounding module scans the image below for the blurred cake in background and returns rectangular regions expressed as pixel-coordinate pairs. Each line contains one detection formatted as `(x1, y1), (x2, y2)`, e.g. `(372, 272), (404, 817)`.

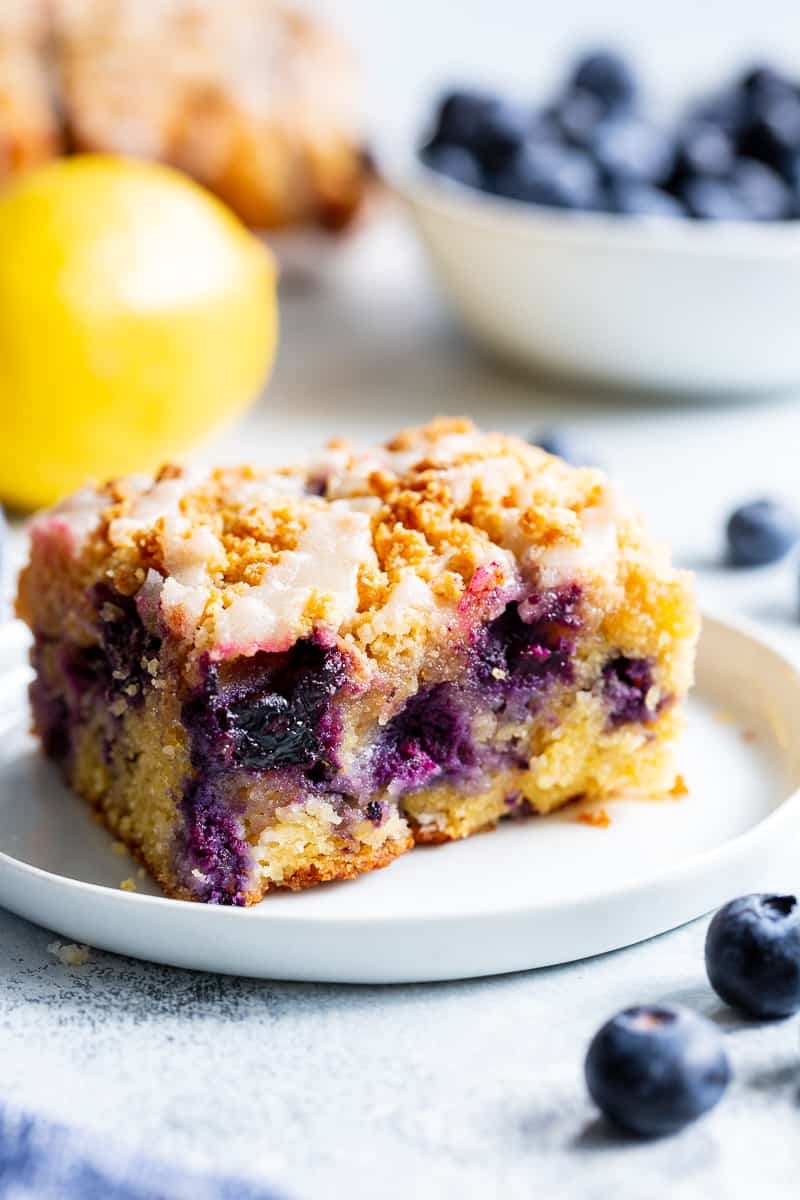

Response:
(0, 0), (365, 231)
(0, 1), (62, 174)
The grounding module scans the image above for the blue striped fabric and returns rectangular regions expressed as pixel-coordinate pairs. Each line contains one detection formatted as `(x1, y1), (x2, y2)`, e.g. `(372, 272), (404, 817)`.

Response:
(0, 1103), (286, 1200)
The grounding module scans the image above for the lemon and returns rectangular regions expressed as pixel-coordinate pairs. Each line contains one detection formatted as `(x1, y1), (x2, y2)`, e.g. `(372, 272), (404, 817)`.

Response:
(0, 155), (277, 510)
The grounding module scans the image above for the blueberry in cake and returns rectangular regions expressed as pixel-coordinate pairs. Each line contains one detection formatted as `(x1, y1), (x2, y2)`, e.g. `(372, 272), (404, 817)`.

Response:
(17, 419), (699, 905)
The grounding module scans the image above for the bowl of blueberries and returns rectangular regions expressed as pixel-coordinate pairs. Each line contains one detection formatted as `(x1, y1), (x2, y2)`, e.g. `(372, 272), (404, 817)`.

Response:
(392, 50), (800, 395)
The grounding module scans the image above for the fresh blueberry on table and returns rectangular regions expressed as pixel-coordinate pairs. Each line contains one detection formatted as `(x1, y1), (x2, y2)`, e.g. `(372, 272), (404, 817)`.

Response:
(705, 894), (800, 1019)
(725, 499), (799, 566)
(585, 1004), (731, 1138)
(492, 142), (601, 209)
(420, 143), (483, 189)
(530, 429), (597, 466)
(568, 49), (638, 113)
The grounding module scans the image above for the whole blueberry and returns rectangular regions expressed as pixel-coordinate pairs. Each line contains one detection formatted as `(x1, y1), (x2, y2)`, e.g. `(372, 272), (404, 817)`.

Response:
(591, 117), (675, 186)
(689, 88), (749, 137)
(473, 100), (530, 170)
(431, 89), (498, 148)
(672, 121), (736, 180)
(493, 141), (602, 210)
(554, 87), (608, 148)
(585, 1005), (731, 1138)
(429, 90), (530, 173)
(530, 429), (598, 466)
(420, 142), (483, 189)
(726, 498), (799, 566)
(680, 175), (750, 221)
(738, 64), (796, 109)
(568, 49), (637, 113)
(607, 179), (685, 218)
(733, 157), (794, 219)
(705, 894), (800, 1019)
(739, 93), (800, 168)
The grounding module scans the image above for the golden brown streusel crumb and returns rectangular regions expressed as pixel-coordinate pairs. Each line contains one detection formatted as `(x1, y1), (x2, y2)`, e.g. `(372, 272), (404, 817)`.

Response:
(47, 941), (91, 966)
(576, 808), (612, 828)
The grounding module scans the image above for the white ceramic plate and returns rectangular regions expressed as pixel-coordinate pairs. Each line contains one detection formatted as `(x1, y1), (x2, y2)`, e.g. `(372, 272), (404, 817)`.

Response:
(390, 158), (800, 395)
(0, 612), (799, 983)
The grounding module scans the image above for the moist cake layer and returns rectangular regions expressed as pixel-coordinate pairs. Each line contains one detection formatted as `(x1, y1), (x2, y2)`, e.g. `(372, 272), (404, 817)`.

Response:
(17, 418), (699, 903)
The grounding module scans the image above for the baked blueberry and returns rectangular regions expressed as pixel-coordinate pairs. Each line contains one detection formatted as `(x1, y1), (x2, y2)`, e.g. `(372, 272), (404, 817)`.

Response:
(493, 142), (601, 209)
(603, 656), (657, 725)
(607, 179), (684, 218)
(585, 1005), (731, 1138)
(591, 116), (675, 186)
(705, 893), (800, 1019)
(568, 49), (637, 113)
(531, 429), (597, 465)
(725, 498), (799, 566)
(420, 142), (483, 189)
(680, 176), (750, 221)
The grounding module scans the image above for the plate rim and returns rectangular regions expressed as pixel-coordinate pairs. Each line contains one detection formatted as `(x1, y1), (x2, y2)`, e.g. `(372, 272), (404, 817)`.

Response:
(0, 607), (798, 931)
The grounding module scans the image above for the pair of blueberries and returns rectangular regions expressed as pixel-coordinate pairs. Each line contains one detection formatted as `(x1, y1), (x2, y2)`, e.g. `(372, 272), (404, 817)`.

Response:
(421, 50), (800, 221)
(586, 893), (800, 1138)
(529, 434), (798, 1135)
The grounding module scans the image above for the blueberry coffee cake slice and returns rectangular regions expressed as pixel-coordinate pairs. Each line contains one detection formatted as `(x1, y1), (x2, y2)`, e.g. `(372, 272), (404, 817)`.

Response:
(17, 419), (698, 904)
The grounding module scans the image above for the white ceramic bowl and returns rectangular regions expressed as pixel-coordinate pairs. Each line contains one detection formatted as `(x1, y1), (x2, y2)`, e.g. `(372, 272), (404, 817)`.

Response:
(392, 158), (800, 395)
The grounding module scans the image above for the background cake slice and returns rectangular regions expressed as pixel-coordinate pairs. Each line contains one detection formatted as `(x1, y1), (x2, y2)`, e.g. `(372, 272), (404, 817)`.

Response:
(17, 419), (699, 904)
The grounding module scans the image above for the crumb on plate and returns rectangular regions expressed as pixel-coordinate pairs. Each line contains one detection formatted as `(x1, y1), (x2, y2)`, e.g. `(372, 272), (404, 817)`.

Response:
(577, 807), (611, 828)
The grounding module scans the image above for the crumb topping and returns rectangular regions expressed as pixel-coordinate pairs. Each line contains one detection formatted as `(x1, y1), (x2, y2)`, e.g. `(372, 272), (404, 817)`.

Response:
(29, 418), (646, 667)
(47, 940), (91, 966)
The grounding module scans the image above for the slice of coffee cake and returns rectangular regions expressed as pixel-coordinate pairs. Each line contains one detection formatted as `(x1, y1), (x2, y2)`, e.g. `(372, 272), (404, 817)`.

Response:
(17, 419), (698, 904)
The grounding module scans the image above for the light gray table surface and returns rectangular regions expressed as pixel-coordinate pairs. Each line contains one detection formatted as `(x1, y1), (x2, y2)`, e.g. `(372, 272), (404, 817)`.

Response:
(2, 209), (800, 1199)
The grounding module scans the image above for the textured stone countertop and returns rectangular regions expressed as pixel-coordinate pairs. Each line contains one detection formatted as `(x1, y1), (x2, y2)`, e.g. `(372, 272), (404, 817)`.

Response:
(3, 211), (800, 1199)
